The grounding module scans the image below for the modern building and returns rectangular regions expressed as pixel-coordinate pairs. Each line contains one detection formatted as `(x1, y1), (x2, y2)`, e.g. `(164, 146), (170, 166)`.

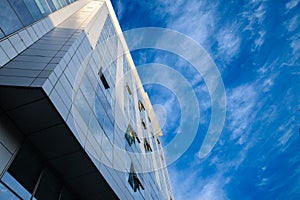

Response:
(0, 0), (173, 199)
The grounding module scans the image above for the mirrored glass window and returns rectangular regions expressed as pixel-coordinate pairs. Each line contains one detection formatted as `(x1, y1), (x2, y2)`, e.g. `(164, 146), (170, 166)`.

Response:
(45, 0), (57, 12)
(0, 182), (20, 200)
(1, 172), (32, 200)
(51, 0), (62, 9)
(0, 0), (23, 35)
(23, 0), (43, 20)
(58, 0), (67, 7)
(34, 0), (51, 16)
(8, 0), (34, 26)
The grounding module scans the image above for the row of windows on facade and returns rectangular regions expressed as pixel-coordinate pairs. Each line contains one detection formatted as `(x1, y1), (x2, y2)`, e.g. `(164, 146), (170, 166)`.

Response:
(99, 68), (151, 130)
(0, 0), (77, 39)
(128, 163), (144, 192)
(125, 122), (165, 193)
(99, 67), (163, 143)
(98, 68), (163, 193)
(124, 124), (154, 152)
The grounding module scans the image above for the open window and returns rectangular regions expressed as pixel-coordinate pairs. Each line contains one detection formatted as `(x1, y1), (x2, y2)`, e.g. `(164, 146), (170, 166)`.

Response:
(126, 83), (132, 95)
(125, 124), (140, 146)
(138, 100), (145, 112)
(144, 139), (152, 152)
(98, 67), (109, 89)
(157, 138), (161, 145)
(141, 119), (146, 130)
(128, 163), (145, 192)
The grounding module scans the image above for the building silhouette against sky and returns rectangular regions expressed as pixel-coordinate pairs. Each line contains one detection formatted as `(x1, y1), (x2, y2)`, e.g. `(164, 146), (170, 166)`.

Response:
(0, 0), (173, 199)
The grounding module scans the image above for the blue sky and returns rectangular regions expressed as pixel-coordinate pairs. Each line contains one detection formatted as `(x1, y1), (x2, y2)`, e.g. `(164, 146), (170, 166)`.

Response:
(111, 0), (300, 199)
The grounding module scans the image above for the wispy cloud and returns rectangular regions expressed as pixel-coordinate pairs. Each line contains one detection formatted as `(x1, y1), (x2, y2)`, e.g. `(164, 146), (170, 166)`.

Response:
(256, 177), (270, 188)
(285, 0), (300, 10)
(285, 14), (299, 32)
(115, 0), (125, 21)
(169, 166), (229, 200)
(276, 116), (297, 152)
(112, 0), (299, 199)
(282, 1), (300, 67)
(197, 177), (229, 200)
(216, 25), (241, 63)
(226, 84), (258, 144)
(290, 35), (300, 55)
(166, 2), (216, 45)
(240, 1), (267, 51)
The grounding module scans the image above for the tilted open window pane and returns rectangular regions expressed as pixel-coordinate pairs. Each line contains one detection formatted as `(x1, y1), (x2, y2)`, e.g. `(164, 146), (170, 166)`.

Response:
(126, 83), (132, 95)
(157, 138), (161, 145)
(138, 100), (145, 112)
(141, 119), (146, 130)
(128, 163), (145, 192)
(125, 124), (140, 146)
(98, 68), (110, 89)
(144, 139), (152, 152)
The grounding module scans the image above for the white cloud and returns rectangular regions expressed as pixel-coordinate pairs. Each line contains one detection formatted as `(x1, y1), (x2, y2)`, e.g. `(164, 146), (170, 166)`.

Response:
(169, 166), (229, 200)
(256, 177), (270, 187)
(226, 84), (258, 144)
(197, 178), (229, 200)
(194, 83), (211, 113)
(241, 1), (267, 51)
(216, 25), (241, 63)
(281, 2), (300, 67)
(277, 118), (296, 152)
(290, 34), (300, 60)
(116, 0), (125, 20)
(262, 76), (275, 92)
(160, 0), (218, 46)
(252, 30), (266, 51)
(286, 0), (300, 10)
(286, 14), (299, 32)
(241, 2), (266, 32)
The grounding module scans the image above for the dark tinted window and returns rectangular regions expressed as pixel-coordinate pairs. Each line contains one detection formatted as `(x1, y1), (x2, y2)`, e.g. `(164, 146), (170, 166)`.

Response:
(0, 0), (23, 35)
(23, 0), (43, 21)
(8, 0), (34, 26)
(59, 0), (67, 7)
(34, 0), (51, 16)
(45, 0), (57, 12)
(51, 0), (62, 9)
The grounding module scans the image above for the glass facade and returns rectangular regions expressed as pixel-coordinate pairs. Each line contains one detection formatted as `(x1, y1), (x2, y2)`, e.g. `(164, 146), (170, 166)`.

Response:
(0, 0), (77, 39)
(0, 1), (173, 199)
(0, 172), (34, 200)
(51, 10), (173, 198)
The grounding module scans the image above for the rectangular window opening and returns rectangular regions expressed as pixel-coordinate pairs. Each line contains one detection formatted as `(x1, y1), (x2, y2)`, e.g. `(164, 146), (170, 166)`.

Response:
(144, 139), (152, 152)
(128, 163), (145, 192)
(98, 68), (110, 89)
(141, 120), (146, 130)
(157, 138), (161, 145)
(126, 83), (132, 95)
(138, 100), (145, 112)
(125, 124), (140, 146)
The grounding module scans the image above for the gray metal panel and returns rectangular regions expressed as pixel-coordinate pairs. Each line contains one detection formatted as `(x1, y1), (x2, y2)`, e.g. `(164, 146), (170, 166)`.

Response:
(0, 86), (119, 199)
(6, 98), (63, 134)
(0, 144), (11, 177)
(0, 87), (44, 111)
